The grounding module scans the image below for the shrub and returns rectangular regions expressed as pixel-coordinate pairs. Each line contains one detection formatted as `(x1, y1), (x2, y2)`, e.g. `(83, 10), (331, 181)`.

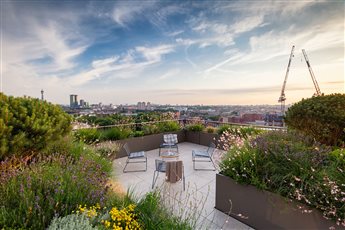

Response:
(0, 93), (71, 159)
(0, 143), (112, 229)
(132, 130), (145, 137)
(186, 124), (204, 132)
(220, 131), (345, 225)
(205, 126), (216, 133)
(216, 125), (231, 135)
(93, 141), (121, 160)
(142, 124), (160, 135)
(77, 192), (193, 230)
(285, 93), (345, 146)
(217, 125), (262, 139)
(100, 128), (121, 141)
(157, 121), (180, 133)
(73, 128), (101, 144)
(47, 214), (96, 230)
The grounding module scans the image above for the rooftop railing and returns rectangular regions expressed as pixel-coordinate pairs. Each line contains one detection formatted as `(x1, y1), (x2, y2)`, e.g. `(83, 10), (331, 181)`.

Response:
(73, 119), (286, 131)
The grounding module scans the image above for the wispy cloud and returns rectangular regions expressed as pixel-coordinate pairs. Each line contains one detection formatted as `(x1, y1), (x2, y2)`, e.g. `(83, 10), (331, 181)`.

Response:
(69, 44), (175, 86)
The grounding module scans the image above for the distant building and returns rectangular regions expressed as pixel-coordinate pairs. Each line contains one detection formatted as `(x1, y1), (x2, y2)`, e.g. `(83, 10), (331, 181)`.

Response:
(70, 94), (78, 108)
(242, 113), (264, 123)
(80, 99), (85, 108)
(146, 102), (151, 110)
(137, 102), (146, 110)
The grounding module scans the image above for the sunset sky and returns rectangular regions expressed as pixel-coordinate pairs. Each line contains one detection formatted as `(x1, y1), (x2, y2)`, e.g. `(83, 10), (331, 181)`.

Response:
(1, 0), (344, 105)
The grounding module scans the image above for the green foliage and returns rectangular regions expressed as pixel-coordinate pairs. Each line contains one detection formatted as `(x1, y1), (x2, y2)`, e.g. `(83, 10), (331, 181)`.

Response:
(93, 141), (121, 160)
(217, 125), (262, 139)
(0, 141), (112, 229)
(0, 93), (71, 159)
(220, 131), (345, 224)
(285, 93), (345, 146)
(73, 128), (101, 144)
(142, 124), (160, 135)
(205, 126), (216, 133)
(132, 130), (145, 137)
(156, 121), (180, 133)
(100, 127), (132, 141)
(217, 125), (231, 135)
(47, 214), (96, 230)
(136, 192), (192, 230)
(186, 124), (204, 132)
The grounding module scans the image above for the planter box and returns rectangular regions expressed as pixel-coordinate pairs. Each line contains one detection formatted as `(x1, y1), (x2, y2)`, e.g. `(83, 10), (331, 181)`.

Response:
(215, 173), (341, 230)
(185, 131), (217, 146)
(115, 131), (185, 158)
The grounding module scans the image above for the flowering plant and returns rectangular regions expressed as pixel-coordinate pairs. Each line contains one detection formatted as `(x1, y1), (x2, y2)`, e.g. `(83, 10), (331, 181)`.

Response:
(220, 131), (345, 226)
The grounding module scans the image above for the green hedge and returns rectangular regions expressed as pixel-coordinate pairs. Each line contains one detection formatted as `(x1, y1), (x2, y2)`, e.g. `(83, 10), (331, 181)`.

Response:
(0, 93), (71, 159)
(285, 94), (345, 146)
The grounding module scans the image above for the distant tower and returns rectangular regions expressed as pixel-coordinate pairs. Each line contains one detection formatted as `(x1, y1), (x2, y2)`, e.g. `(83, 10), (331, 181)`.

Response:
(70, 94), (78, 108)
(41, 89), (44, 100)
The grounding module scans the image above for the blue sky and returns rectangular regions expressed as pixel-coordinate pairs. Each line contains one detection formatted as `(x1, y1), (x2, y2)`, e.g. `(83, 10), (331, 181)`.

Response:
(1, 0), (344, 105)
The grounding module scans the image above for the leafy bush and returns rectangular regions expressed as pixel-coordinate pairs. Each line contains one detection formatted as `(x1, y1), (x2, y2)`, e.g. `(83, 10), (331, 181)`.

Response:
(217, 125), (231, 135)
(205, 126), (216, 133)
(132, 130), (145, 137)
(48, 214), (96, 230)
(76, 191), (193, 230)
(135, 192), (192, 230)
(217, 125), (262, 139)
(0, 93), (71, 159)
(220, 131), (345, 225)
(142, 124), (160, 135)
(186, 124), (204, 132)
(157, 121), (180, 133)
(0, 142), (112, 229)
(100, 127), (132, 141)
(73, 128), (101, 144)
(285, 93), (345, 146)
(93, 141), (121, 160)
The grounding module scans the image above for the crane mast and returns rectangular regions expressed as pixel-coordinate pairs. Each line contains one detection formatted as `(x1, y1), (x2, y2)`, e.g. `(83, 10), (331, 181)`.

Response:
(278, 45), (295, 114)
(302, 49), (321, 96)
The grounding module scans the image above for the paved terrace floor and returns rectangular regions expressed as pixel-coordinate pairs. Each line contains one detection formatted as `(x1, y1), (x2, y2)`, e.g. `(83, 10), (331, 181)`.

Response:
(112, 142), (253, 230)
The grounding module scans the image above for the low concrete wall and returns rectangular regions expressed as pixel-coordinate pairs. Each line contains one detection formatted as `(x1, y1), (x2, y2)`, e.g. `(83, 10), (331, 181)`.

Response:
(215, 174), (340, 230)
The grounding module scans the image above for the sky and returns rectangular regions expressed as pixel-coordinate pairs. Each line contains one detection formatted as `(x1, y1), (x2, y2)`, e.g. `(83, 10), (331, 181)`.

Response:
(1, 0), (344, 105)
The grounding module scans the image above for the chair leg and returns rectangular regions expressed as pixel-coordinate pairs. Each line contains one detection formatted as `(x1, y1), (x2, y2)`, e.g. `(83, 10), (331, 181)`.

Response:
(123, 158), (129, 173)
(152, 171), (158, 189)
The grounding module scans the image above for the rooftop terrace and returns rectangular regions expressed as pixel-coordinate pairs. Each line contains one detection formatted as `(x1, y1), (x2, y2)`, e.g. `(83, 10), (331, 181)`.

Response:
(112, 142), (253, 230)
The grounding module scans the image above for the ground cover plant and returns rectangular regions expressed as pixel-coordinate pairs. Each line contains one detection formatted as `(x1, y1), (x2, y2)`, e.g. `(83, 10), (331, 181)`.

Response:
(220, 130), (345, 226)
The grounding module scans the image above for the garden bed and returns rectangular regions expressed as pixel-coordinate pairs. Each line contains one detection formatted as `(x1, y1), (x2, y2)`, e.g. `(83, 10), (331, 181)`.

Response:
(215, 173), (341, 230)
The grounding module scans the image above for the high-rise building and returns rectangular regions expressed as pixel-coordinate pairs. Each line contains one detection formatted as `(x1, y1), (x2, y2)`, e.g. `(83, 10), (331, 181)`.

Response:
(70, 94), (78, 108)
(146, 102), (151, 110)
(41, 89), (44, 101)
(80, 99), (85, 108)
(137, 102), (146, 110)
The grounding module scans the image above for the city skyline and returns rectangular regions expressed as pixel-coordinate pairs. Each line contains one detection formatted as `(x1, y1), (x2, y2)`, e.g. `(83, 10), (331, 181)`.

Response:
(1, 1), (344, 105)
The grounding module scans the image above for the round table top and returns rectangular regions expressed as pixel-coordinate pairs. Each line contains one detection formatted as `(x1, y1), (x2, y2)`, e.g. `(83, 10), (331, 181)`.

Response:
(160, 151), (179, 159)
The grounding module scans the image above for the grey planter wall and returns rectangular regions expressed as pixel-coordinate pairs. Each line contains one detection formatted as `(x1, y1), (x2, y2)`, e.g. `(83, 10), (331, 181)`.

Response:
(185, 131), (217, 146)
(115, 131), (185, 158)
(114, 131), (219, 158)
(215, 174), (341, 230)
